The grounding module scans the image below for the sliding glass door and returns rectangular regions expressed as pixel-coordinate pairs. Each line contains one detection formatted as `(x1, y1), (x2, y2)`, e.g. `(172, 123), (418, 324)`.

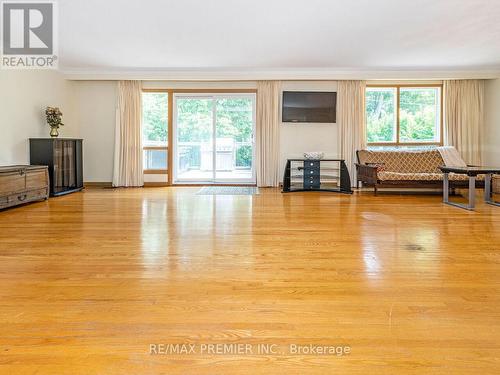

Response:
(175, 97), (214, 182)
(173, 93), (256, 184)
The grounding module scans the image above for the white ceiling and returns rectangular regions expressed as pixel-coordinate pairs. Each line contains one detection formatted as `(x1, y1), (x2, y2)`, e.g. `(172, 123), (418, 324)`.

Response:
(59, 0), (500, 78)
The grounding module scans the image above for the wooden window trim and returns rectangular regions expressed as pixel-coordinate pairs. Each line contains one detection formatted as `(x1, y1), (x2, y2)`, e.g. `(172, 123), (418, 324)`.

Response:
(143, 146), (168, 151)
(144, 169), (168, 175)
(366, 84), (443, 146)
(142, 88), (256, 184)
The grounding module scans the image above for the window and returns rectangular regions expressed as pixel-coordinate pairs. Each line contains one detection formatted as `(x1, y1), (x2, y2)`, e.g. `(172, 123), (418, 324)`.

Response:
(142, 92), (168, 171)
(366, 85), (442, 145)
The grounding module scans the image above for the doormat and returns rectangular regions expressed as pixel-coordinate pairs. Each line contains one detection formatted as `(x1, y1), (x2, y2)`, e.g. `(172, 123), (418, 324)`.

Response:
(196, 186), (259, 195)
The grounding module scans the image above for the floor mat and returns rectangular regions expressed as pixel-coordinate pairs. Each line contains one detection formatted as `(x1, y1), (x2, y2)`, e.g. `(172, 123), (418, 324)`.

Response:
(196, 186), (259, 195)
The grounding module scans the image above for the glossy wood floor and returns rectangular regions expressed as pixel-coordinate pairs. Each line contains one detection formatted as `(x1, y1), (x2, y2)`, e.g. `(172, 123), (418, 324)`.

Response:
(0, 187), (499, 375)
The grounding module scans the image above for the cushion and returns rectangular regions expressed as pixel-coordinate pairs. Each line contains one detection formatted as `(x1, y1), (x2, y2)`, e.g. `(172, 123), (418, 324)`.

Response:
(357, 149), (444, 173)
(436, 146), (467, 167)
(377, 171), (485, 182)
(378, 172), (440, 181)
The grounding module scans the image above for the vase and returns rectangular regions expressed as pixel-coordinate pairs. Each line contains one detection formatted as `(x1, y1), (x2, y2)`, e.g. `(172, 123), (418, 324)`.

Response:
(50, 127), (59, 137)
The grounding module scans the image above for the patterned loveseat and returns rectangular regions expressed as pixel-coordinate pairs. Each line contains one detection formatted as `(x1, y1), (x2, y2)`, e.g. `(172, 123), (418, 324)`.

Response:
(356, 149), (485, 195)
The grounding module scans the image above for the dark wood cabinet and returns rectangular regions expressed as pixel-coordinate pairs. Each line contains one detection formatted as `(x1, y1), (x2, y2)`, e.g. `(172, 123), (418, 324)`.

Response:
(29, 138), (83, 196)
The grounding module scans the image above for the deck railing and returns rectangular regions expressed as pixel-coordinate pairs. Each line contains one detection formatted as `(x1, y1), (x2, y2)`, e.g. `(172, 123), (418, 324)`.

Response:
(178, 141), (252, 172)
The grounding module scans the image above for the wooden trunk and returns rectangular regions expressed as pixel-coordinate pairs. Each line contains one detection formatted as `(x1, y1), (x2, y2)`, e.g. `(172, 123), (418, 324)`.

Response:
(0, 165), (49, 210)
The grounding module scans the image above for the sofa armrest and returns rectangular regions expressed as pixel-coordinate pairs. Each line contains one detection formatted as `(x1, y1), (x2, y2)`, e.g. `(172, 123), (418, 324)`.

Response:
(355, 163), (378, 184)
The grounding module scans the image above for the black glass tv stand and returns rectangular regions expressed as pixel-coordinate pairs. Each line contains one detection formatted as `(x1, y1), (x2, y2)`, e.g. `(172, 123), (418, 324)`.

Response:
(282, 159), (352, 193)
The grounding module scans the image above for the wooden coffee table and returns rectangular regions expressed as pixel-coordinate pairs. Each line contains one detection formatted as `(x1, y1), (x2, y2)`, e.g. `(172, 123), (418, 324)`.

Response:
(440, 166), (500, 210)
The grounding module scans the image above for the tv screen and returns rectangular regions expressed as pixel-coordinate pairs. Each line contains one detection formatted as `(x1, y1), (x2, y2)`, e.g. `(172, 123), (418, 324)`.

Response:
(282, 91), (337, 123)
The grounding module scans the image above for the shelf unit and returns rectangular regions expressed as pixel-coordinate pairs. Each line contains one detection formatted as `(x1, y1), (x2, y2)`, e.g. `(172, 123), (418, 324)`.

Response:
(282, 159), (352, 193)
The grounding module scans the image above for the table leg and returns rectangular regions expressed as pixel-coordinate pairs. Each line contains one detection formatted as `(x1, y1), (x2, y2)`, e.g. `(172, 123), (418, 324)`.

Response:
(443, 173), (449, 203)
(467, 176), (476, 210)
(485, 173), (500, 207)
(443, 174), (476, 211)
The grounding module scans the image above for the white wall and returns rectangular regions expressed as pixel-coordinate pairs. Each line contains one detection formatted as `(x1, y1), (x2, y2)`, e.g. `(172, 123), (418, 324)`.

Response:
(484, 79), (500, 165)
(0, 73), (116, 182)
(142, 81), (257, 90)
(0, 70), (78, 165)
(74, 81), (117, 182)
(279, 81), (338, 178)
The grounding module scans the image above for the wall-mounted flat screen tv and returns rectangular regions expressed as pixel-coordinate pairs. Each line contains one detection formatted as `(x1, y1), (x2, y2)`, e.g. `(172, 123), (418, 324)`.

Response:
(282, 91), (337, 123)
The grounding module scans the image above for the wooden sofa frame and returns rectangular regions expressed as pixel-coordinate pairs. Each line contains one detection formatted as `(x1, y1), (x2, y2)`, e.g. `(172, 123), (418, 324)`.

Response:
(355, 150), (485, 195)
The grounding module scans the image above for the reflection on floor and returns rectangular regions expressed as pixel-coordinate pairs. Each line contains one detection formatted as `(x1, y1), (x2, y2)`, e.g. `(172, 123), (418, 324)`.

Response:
(177, 168), (253, 182)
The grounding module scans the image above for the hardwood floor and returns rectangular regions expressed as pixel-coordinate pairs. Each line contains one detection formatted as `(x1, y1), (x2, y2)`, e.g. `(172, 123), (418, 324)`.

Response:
(0, 187), (499, 374)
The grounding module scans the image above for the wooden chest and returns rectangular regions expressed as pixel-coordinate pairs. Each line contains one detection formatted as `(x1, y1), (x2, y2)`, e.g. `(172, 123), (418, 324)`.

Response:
(0, 165), (49, 210)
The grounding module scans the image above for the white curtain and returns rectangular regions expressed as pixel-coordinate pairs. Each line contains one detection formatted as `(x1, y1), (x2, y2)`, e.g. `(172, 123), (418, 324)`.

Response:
(444, 80), (484, 165)
(112, 81), (144, 187)
(337, 80), (367, 186)
(256, 81), (281, 187)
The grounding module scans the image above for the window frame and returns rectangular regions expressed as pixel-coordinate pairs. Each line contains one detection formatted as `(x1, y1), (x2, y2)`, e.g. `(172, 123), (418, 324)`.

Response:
(141, 89), (173, 179)
(141, 88), (257, 185)
(366, 83), (443, 146)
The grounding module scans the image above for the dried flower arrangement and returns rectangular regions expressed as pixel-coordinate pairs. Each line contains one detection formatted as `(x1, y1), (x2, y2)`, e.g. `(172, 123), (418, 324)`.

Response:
(45, 107), (64, 137)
